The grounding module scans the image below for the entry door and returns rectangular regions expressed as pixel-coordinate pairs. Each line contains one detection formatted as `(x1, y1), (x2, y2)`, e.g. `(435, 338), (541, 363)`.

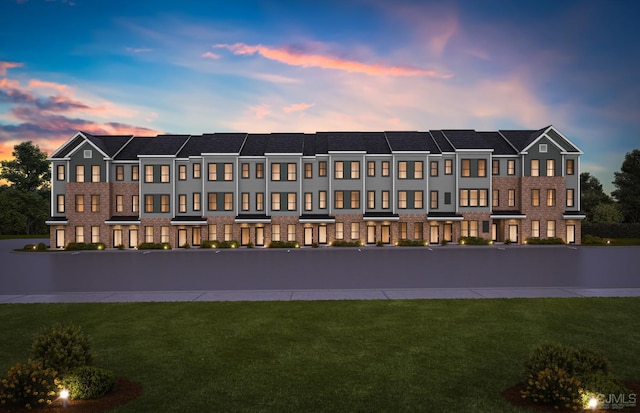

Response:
(241, 228), (250, 245)
(113, 229), (123, 247)
(382, 225), (391, 244)
(304, 227), (313, 245)
(443, 223), (452, 242)
(430, 225), (439, 244)
(178, 229), (187, 246)
(56, 229), (65, 248)
(567, 225), (575, 244)
(192, 227), (201, 246)
(318, 225), (327, 244)
(509, 225), (518, 243)
(255, 227), (264, 246)
(129, 229), (138, 248)
(367, 225), (376, 244)
(491, 223), (498, 241)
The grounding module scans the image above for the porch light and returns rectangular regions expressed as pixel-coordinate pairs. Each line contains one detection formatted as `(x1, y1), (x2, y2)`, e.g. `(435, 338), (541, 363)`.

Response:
(97, 245), (104, 250)
(524, 240), (527, 244)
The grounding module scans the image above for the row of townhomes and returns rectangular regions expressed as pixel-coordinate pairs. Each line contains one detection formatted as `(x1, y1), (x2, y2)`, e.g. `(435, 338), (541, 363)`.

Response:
(47, 126), (585, 248)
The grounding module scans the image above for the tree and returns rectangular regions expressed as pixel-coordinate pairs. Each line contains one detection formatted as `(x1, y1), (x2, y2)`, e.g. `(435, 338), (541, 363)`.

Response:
(0, 186), (49, 234)
(612, 149), (640, 223)
(580, 172), (612, 221)
(591, 203), (623, 223)
(0, 141), (50, 192)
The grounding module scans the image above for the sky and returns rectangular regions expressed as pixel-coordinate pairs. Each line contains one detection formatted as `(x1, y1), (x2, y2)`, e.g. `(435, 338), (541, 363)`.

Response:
(1, 0), (639, 194)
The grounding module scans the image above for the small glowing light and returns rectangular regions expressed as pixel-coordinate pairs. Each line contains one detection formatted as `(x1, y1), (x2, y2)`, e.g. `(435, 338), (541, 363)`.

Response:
(489, 241), (494, 245)
(60, 389), (69, 399)
(394, 242), (399, 246)
(524, 240), (527, 244)
(588, 397), (599, 409)
(606, 240), (611, 244)
(163, 245), (169, 250)
(460, 240), (465, 245)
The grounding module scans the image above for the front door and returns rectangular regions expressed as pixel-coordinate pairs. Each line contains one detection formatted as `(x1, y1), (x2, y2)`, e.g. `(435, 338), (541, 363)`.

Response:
(381, 225), (391, 244)
(491, 223), (498, 241)
(241, 227), (250, 246)
(129, 229), (138, 248)
(255, 227), (264, 246)
(178, 228), (187, 246)
(113, 229), (123, 248)
(509, 224), (518, 243)
(192, 227), (201, 246)
(304, 227), (313, 246)
(567, 225), (575, 244)
(319, 225), (327, 244)
(430, 225), (439, 244)
(56, 229), (65, 248)
(367, 225), (376, 244)
(443, 223), (452, 242)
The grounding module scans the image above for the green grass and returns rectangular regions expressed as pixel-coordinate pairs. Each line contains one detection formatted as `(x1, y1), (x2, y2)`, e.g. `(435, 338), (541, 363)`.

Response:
(0, 234), (48, 240)
(1, 298), (639, 412)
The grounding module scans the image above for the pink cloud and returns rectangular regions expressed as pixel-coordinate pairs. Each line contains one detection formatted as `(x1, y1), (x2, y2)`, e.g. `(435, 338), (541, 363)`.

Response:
(249, 104), (271, 120)
(28, 79), (69, 93)
(283, 102), (314, 114)
(201, 51), (221, 59)
(214, 43), (451, 78)
(0, 61), (23, 76)
(0, 78), (21, 89)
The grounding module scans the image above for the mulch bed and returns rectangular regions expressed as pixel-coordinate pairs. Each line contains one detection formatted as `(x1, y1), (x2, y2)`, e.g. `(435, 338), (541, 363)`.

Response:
(0, 378), (142, 413)
(502, 381), (640, 412)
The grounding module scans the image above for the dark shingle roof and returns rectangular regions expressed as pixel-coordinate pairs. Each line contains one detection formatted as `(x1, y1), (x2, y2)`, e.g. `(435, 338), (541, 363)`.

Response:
(429, 130), (455, 152)
(476, 132), (517, 155)
(265, 133), (305, 153)
(52, 135), (85, 158)
(318, 132), (390, 154)
(499, 128), (546, 152)
(545, 128), (580, 152)
(178, 133), (246, 157)
(385, 131), (440, 153)
(114, 137), (155, 160)
(137, 135), (190, 156)
(83, 133), (132, 157)
(240, 134), (269, 156)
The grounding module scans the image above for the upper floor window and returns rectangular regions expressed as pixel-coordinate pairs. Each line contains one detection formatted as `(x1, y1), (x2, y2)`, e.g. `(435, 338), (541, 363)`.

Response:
(319, 161), (327, 177)
(144, 194), (170, 213)
(531, 189), (540, 206)
(477, 160), (487, 177)
(256, 163), (264, 178)
(319, 191), (327, 209)
(224, 163), (233, 181)
(271, 163), (281, 181)
(381, 161), (390, 177)
(507, 160), (516, 175)
(430, 161), (438, 177)
(57, 165), (65, 181)
(459, 189), (488, 207)
(531, 160), (540, 177)
(546, 159), (555, 177)
(492, 160), (499, 176)
(445, 159), (453, 175)
(76, 165), (85, 182)
(115, 165), (124, 181)
(179, 194), (187, 213)
(492, 189), (499, 207)
(547, 189), (556, 206)
(57, 195), (65, 213)
(160, 165), (170, 183)
(287, 193), (297, 211)
(430, 191), (438, 209)
(566, 189), (574, 207)
(241, 163), (250, 179)
(539, 143), (547, 153)
(193, 193), (201, 211)
(305, 193), (312, 211)
(193, 163), (201, 179)
(351, 161), (360, 179)
(145, 165), (154, 183)
(287, 163), (296, 181)
(335, 161), (344, 179)
(305, 163), (312, 179)
(91, 194), (100, 212)
(83, 149), (92, 158)
(382, 191), (390, 209)
(461, 159), (487, 177)
(115, 195), (123, 212)
(132, 165), (139, 181)
(91, 165), (101, 182)
(367, 191), (375, 209)
(241, 193), (250, 211)
(461, 160), (471, 177)
(367, 161), (375, 177)
(75, 194), (84, 212)
(398, 190), (423, 209)
(178, 165), (187, 180)
(398, 161), (423, 179)
(566, 159), (575, 175)
(508, 189), (516, 207)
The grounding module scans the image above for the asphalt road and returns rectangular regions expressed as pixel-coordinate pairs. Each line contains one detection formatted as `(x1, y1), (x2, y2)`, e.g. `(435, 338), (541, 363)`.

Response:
(2, 239), (639, 295)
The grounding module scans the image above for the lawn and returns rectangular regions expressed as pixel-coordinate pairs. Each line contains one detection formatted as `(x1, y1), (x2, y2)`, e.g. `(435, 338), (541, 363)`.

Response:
(1, 298), (639, 413)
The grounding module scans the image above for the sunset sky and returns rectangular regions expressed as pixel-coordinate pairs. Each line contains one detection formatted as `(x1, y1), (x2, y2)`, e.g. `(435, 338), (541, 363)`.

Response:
(1, 0), (639, 193)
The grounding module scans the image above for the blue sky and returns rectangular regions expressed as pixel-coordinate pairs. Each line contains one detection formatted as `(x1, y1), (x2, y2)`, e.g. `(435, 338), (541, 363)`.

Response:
(1, 0), (639, 193)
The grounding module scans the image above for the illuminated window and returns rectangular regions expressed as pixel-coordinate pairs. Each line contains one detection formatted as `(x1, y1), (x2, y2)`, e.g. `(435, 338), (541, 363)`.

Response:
(271, 163), (281, 181)
(508, 189), (516, 207)
(335, 222), (344, 240)
(241, 193), (249, 211)
(399, 222), (407, 239)
(224, 193), (233, 210)
(477, 159), (487, 177)
(531, 189), (540, 206)
(161, 226), (169, 243)
(287, 163), (296, 181)
(430, 191), (438, 209)
(415, 161), (423, 179)
(547, 220), (556, 238)
(160, 165), (169, 183)
(75, 226), (84, 243)
(319, 191), (327, 209)
(115, 195), (122, 213)
(224, 163), (233, 181)
(531, 160), (539, 176)
(208, 224), (216, 241)
(90, 166), (100, 183)
(430, 161), (438, 177)
(445, 159), (453, 175)
(224, 224), (233, 241)
(319, 161), (327, 177)
(132, 195), (139, 213)
(507, 160), (516, 175)
(145, 195), (154, 213)
(414, 191), (423, 209)
(305, 193), (312, 211)
(367, 191), (375, 209)
(382, 191), (390, 209)
(271, 224), (280, 241)
(271, 193), (281, 211)
(351, 161), (360, 179)
(57, 194), (65, 213)
(461, 159), (471, 177)
(193, 163), (200, 179)
(350, 191), (360, 209)
(115, 165), (124, 181)
(547, 189), (556, 206)
(208, 193), (217, 211)
(461, 220), (478, 237)
(256, 163), (264, 178)
(178, 165), (187, 180)
(145, 165), (154, 183)
(367, 161), (375, 177)
(193, 193), (200, 211)
(566, 159), (574, 175)
(76, 165), (85, 182)
(242, 163), (250, 179)
(132, 165), (139, 181)
(398, 162), (407, 179)
(145, 226), (154, 243)
(566, 189), (574, 207)
(351, 223), (359, 240)
(335, 161), (344, 179)
(531, 220), (540, 238)
(546, 159), (555, 177)
(398, 191), (407, 209)
(492, 189), (499, 207)
(56, 165), (65, 181)
(75, 195), (84, 212)
(161, 195), (170, 212)
(382, 161), (390, 176)
(334, 191), (344, 209)
(414, 222), (423, 240)
(305, 163), (312, 178)
(179, 194), (187, 213)
(287, 224), (296, 241)
(208, 163), (217, 181)
(287, 193), (296, 211)
(256, 193), (264, 211)
(91, 226), (100, 243)
(492, 160), (499, 176)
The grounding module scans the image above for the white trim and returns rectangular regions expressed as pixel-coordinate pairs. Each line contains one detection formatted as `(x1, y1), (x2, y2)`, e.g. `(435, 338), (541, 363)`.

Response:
(111, 135), (135, 159)
(49, 131), (85, 159)
(299, 218), (335, 223)
(490, 214), (526, 220)
(170, 220), (208, 225)
(496, 131), (520, 154)
(563, 214), (586, 220)
(45, 220), (68, 225)
(545, 126), (584, 155)
(234, 218), (272, 223)
(105, 220), (141, 225)
(427, 216), (464, 222)
(201, 153), (241, 156)
(328, 151), (366, 154)
(454, 149), (494, 153)
(363, 216), (399, 222)
(492, 155), (519, 158)
(264, 153), (303, 156)
(521, 128), (566, 154)
(137, 155), (175, 158)
(66, 135), (110, 159)
(391, 151), (430, 154)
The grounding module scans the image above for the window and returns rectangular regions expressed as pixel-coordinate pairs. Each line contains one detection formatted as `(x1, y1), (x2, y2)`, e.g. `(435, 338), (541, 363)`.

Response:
(508, 189), (516, 207)
(477, 159), (487, 177)
(415, 161), (423, 179)
(208, 193), (217, 211)
(507, 160), (516, 175)
(241, 193), (249, 211)
(367, 161), (375, 177)
(459, 189), (488, 207)
(145, 195), (154, 213)
(319, 191), (327, 209)
(241, 163), (250, 179)
(91, 165), (100, 182)
(75, 226), (84, 243)
(414, 191), (423, 209)
(350, 223), (359, 240)
(256, 193), (264, 211)
(287, 193), (296, 211)
(287, 224), (296, 242)
(444, 192), (451, 205)
(145, 226), (154, 243)
(398, 191), (407, 209)
(208, 224), (216, 241)
(178, 165), (187, 180)
(566, 189), (574, 207)
(272, 224), (280, 241)
(179, 194), (187, 213)
(224, 193), (233, 210)
(546, 159), (555, 177)
(319, 161), (327, 177)
(208, 163), (217, 181)
(492, 160), (499, 176)
(351, 161), (360, 179)
(145, 165), (154, 183)
(160, 165), (169, 183)
(224, 224), (233, 241)
(382, 161), (390, 177)
(335, 222), (344, 240)
(193, 163), (201, 179)
(115, 195), (123, 213)
(287, 163), (296, 181)
(335, 161), (344, 179)
(75, 195), (84, 212)
(161, 195), (170, 212)
(271, 193), (281, 211)
(91, 226), (100, 243)
(382, 191), (390, 209)
(271, 163), (281, 181)
(334, 191), (344, 209)
(350, 191), (360, 209)
(256, 163), (264, 178)
(539, 143), (547, 153)
(531, 220), (540, 238)
(566, 159), (574, 175)
(57, 164), (65, 181)
(132, 165), (139, 181)
(430, 161), (438, 177)
(461, 159), (471, 177)
(547, 189), (556, 206)
(161, 226), (169, 243)
(132, 195), (139, 213)
(414, 222), (423, 240)
(305, 193), (312, 211)
(445, 159), (453, 175)
(398, 161), (407, 179)
(304, 163), (312, 179)
(430, 191), (438, 209)
(57, 195), (65, 213)
(492, 189), (499, 207)
(193, 193), (201, 211)
(115, 165), (124, 181)
(224, 163), (233, 181)
(399, 222), (407, 239)
(367, 191), (375, 209)
(547, 220), (556, 238)
(531, 160), (539, 177)
(479, 189), (487, 207)
(91, 195), (100, 212)
(531, 189), (540, 206)
(83, 149), (92, 159)
(461, 220), (478, 237)
(76, 165), (85, 182)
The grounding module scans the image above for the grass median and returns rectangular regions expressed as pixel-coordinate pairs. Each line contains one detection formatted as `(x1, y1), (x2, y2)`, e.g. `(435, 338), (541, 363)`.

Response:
(1, 298), (639, 412)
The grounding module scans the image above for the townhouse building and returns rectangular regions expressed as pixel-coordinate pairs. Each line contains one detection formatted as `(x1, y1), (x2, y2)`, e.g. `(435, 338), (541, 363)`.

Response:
(46, 126), (584, 248)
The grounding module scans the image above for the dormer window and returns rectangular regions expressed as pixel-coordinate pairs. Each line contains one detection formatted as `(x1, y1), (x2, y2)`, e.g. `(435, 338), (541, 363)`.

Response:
(539, 144), (547, 153)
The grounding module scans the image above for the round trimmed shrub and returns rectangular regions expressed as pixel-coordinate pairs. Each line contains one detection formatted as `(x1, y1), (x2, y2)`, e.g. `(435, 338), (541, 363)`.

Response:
(521, 366), (583, 409)
(36, 242), (47, 251)
(31, 323), (95, 374)
(61, 366), (117, 400)
(0, 359), (60, 409)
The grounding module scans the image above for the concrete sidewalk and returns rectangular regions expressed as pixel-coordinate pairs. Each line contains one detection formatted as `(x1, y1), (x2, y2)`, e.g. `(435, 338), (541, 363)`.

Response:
(2, 287), (640, 304)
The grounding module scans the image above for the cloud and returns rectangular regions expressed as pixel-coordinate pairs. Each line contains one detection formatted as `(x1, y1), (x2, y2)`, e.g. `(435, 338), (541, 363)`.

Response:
(28, 79), (69, 93)
(126, 47), (152, 53)
(214, 43), (451, 78)
(0, 61), (23, 76)
(201, 51), (221, 59)
(283, 102), (314, 114)
(249, 104), (271, 120)
(250, 73), (300, 84)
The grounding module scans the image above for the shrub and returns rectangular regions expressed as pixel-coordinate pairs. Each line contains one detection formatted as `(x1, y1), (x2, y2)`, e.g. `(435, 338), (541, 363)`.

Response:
(116, 244), (125, 250)
(579, 373), (629, 407)
(440, 239), (448, 246)
(23, 243), (36, 250)
(582, 222), (640, 239)
(521, 367), (583, 409)
(331, 240), (362, 247)
(31, 323), (95, 374)
(61, 366), (117, 400)
(181, 243), (191, 249)
(246, 242), (254, 248)
(458, 236), (491, 245)
(0, 359), (60, 409)
(64, 242), (105, 251)
(396, 239), (427, 246)
(200, 240), (216, 248)
(36, 242), (47, 251)
(268, 240), (299, 248)
(311, 242), (319, 248)
(215, 240), (239, 248)
(582, 234), (606, 245)
(376, 241), (384, 247)
(525, 237), (565, 245)
(138, 242), (172, 250)
(504, 238), (512, 245)
(524, 343), (610, 377)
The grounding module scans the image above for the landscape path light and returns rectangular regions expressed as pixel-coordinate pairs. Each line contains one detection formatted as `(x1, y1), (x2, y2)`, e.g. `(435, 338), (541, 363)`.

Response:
(60, 388), (69, 408)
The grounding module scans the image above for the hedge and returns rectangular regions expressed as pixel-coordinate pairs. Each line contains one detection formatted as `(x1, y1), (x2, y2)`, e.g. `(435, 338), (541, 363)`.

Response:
(582, 223), (640, 238)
